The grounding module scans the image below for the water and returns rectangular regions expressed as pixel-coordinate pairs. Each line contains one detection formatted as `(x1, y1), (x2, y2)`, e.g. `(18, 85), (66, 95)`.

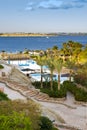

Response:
(30, 73), (68, 83)
(6, 59), (68, 82)
(0, 35), (87, 52)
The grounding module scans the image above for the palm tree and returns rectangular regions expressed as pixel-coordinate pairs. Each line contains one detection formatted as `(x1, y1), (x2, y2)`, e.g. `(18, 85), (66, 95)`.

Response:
(61, 41), (83, 62)
(65, 59), (75, 81)
(79, 45), (87, 63)
(36, 52), (45, 88)
(46, 57), (55, 91)
(54, 58), (63, 90)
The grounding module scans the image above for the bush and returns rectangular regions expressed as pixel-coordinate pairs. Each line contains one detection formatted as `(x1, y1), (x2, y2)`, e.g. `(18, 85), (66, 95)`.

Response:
(63, 81), (87, 102)
(33, 81), (66, 98)
(0, 111), (32, 130)
(32, 81), (41, 89)
(33, 80), (87, 101)
(74, 73), (87, 87)
(39, 116), (53, 130)
(0, 100), (40, 130)
(0, 64), (4, 69)
(0, 91), (9, 101)
(39, 116), (58, 130)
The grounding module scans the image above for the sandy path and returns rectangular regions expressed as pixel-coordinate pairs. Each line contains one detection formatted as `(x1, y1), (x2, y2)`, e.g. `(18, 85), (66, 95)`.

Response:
(38, 92), (87, 130)
(39, 101), (87, 130)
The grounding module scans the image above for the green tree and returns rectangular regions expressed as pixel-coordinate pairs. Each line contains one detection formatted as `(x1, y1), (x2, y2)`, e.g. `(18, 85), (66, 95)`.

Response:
(46, 57), (55, 91)
(35, 53), (45, 88)
(61, 41), (83, 61)
(52, 45), (58, 50)
(65, 59), (75, 81)
(79, 45), (87, 63)
(54, 58), (63, 90)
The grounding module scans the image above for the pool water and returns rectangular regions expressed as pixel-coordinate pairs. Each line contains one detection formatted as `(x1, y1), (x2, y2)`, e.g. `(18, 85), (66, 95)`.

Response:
(30, 73), (68, 83)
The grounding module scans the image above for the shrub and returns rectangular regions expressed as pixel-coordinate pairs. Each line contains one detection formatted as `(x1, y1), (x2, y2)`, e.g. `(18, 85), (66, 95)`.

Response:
(33, 81), (66, 98)
(0, 111), (32, 130)
(39, 116), (53, 130)
(0, 100), (40, 130)
(39, 116), (58, 130)
(0, 64), (4, 69)
(74, 73), (87, 87)
(63, 81), (87, 102)
(0, 91), (9, 101)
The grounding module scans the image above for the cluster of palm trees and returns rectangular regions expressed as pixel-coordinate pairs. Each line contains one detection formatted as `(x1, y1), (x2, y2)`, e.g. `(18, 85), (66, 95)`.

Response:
(34, 41), (87, 91)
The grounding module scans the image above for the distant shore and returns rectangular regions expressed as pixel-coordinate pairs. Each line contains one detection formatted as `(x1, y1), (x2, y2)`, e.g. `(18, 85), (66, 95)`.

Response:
(0, 32), (87, 37)
(0, 33), (56, 37)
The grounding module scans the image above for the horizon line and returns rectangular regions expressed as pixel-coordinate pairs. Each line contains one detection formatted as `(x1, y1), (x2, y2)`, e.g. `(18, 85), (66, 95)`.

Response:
(0, 32), (87, 34)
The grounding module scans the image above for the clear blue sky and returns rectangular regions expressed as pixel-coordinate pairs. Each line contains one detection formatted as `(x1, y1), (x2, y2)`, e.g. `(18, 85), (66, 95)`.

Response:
(0, 0), (87, 33)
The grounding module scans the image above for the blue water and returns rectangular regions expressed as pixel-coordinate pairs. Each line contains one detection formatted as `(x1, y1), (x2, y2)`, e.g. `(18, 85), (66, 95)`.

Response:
(0, 35), (87, 52)
(30, 73), (68, 82)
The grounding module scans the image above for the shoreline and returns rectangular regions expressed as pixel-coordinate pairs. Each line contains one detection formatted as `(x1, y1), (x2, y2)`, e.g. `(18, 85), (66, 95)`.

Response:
(0, 33), (56, 37)
(0, 32), (87, 37)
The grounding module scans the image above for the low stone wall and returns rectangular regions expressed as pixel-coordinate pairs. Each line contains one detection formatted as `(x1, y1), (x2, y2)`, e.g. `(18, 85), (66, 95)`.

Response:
(54, 123), (82, 130)
(74, 101), (87, 106)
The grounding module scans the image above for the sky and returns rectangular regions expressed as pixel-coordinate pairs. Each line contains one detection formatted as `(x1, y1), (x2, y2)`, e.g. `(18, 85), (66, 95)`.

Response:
(0, 0), (87, 33)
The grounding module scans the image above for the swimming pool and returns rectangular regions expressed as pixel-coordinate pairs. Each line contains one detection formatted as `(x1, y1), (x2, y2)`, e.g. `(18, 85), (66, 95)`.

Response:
(7, 59), (48, 71)
(30, 73), (68, 83)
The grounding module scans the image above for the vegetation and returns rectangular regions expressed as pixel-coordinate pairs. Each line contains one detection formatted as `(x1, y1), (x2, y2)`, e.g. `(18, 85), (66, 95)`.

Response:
(73, 62), (87, 88)
(35, 52), (46, 88)
(0, 91), (9, 101)
(0, 40), (87, 129)
(39, 116), (58, 130)
(74, 72), (87, 87)
(64, 59), (75, 81)
(32, 81), (66, 98)
(32, 80), (87, 102)
(0, 111), (32, 130)
(0, 100), (40, 130)
(63, 81), (87, 102)
(0, 100), (58, 130)
(53, 58), (63, 90)
(45, 57), (55, 91)
(0, 64), (4, 69)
